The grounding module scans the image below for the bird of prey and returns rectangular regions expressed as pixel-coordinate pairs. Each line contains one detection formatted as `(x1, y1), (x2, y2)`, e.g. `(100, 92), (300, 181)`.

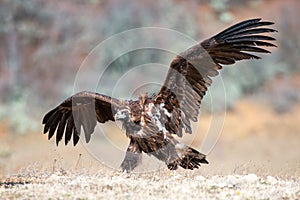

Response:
(42, 18), (277, 172)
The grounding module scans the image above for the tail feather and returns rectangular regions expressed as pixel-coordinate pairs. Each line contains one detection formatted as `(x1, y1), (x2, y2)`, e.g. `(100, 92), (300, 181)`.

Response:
(167, 143), (208, 170)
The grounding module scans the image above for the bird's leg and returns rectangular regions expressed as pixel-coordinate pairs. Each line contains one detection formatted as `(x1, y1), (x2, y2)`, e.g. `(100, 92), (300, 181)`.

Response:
(121, 139), (142, 172)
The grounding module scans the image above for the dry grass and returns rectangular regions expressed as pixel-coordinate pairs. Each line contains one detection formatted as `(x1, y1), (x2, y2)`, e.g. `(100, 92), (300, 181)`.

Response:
(0, 171), (299, 199)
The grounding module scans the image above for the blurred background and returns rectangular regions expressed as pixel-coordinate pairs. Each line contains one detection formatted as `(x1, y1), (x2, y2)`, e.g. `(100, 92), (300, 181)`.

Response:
(0, 0), (299, 176)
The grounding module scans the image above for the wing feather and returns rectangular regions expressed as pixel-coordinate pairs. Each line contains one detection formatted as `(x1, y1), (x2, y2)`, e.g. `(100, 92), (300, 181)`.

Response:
(42, 91), (121, 146)
(56, 113), (67, 145)
(73, 127), (80, 146)
(65, 116), (73, 145)
(155, 18), (277, 136)
(47, 111), (62, 140)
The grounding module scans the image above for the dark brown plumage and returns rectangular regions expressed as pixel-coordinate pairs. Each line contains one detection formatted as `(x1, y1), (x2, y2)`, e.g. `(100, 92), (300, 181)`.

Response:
(42, 18), (277, 172)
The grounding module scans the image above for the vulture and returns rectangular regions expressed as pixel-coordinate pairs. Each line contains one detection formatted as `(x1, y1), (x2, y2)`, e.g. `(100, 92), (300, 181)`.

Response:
(42, 18), (277, 172)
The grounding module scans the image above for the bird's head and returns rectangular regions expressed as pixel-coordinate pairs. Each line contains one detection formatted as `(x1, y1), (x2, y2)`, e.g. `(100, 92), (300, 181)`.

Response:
(114, 107), (131, 122)
(114, 103), (142, 125)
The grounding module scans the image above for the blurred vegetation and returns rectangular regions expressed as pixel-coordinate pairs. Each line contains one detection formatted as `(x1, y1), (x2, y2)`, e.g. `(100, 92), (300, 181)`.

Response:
(0, 0), (299, 134)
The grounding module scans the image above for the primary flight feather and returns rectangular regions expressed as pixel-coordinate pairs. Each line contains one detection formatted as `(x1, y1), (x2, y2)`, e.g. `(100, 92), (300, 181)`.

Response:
(42, 18), (277, 172)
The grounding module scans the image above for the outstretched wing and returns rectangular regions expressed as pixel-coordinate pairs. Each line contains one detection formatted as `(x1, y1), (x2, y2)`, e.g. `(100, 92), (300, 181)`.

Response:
(154, 18), (277, 137)
(42, 91), (121, 146)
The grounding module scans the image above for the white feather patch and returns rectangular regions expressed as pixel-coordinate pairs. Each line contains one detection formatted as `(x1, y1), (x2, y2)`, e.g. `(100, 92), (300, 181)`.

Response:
(137, 129), (144, 137)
